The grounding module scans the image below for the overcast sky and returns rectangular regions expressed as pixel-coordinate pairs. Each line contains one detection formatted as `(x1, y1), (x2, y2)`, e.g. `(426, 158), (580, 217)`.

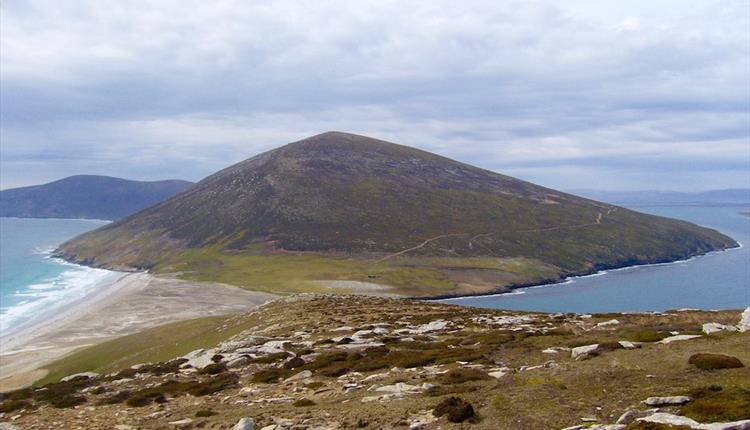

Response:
(1, 0), (748, 191)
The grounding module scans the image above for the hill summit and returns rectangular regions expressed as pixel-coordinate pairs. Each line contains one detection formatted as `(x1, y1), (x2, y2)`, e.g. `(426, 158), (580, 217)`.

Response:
(57, 132), (736, 294)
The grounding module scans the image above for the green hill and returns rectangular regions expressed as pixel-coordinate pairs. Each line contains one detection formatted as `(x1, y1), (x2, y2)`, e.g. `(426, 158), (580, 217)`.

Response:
(0, 175), (193, 220)
(55, 132), (737, 296)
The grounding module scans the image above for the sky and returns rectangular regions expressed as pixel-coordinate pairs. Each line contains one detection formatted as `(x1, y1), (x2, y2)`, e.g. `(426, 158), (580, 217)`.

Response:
(1, 0), (748, 191)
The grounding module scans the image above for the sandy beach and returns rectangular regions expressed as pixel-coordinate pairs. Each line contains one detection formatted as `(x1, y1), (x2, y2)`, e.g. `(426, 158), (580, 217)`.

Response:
(0, 272), (276, 391)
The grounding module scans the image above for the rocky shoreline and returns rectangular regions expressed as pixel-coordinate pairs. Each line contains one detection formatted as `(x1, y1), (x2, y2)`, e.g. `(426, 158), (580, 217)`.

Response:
(423, 241), (743, 301)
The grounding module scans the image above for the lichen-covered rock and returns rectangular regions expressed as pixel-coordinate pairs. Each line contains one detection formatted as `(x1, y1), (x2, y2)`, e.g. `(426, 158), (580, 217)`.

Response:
(637, 412), (750, 429)
(571, 344), (600, 360)
(60, 372), (99, 382)
(233, 417), (256, 430)
(657, 334), (702, 344)
(643, 395), (692, 406)
(703, 322), (738, 334)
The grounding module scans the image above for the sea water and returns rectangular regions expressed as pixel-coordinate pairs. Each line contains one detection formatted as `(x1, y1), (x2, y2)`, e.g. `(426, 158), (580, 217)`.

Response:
(1, 206), (748, 331)
(0, 217), (121, 333)
(443, 205), (750, 313)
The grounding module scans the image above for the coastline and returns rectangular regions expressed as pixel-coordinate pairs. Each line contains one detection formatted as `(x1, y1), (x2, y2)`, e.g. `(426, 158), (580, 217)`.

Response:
(0, 271), (277, 391)
(429, 241), (743, 302)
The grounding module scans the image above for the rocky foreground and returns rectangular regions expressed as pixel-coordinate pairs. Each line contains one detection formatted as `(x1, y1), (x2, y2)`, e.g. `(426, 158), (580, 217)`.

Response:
(1, 295), (748, 430)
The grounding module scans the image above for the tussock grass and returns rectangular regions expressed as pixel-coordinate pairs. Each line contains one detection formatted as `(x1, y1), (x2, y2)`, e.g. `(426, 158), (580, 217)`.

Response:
(682, 386), (750, 421)
(688, 353), (744, 370)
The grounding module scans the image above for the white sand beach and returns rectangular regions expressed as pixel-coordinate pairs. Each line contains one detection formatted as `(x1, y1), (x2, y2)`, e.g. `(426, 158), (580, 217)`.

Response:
(0, 273), (275, 391)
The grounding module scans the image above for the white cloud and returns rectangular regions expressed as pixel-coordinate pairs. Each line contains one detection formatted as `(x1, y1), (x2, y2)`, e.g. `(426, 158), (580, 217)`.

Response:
(1, 0), (748, 190)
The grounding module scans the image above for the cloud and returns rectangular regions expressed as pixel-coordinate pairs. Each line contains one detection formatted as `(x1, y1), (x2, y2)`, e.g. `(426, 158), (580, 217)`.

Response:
(1, 0), (748, 190)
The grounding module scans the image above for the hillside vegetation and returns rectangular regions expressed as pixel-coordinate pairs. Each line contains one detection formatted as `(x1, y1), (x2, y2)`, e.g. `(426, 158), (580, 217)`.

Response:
(56, 132), (736, 296)
(7, 295), (749, 429)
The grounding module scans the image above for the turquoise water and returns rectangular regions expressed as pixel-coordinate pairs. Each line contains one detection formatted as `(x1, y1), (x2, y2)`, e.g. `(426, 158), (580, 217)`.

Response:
(1, 206), (748, 333)
(442, 205), (750, 313)
(0, 217), (119, 332)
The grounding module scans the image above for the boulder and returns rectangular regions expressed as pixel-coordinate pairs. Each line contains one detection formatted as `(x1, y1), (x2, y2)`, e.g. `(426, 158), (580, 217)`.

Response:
(571, 344), (600, 360)
(637, 412), (750, 429)
(616, 410), (637, 424)
(488, 368), (509, 379)
(703, 323), (738, 334)
(218, 336), (269, 352)
(283, 370), (313, 382)
(226, 356), (251, 368)
(657, 334), (702, 344)
(408, 410), (438, 429)
(618, 341), (640, 349)
(168, 418), (194, 428)
(643, 396), (691, 406)
(257, 340), (289, 354)
(595, 319), (620, 328)
(638, 413), (699, 427)
(412, 320), (449, 334)
(375, 382), (430, 395)
(181, 348), (218, 369)
(233, 418), (256, 430)
(61, 372), (99, 382)
(738, 307), (750, 332)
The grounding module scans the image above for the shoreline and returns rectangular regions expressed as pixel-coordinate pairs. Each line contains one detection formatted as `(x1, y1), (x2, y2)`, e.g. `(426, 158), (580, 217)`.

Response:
(0, 271), (277, 391)
(428, 241), (743, 303)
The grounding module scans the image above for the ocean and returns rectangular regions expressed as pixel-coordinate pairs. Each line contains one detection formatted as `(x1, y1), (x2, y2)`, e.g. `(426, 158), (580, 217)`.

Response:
(0, 217), (121, 333)
(0, 205), (748, 333)
(444, 205), (750, 313)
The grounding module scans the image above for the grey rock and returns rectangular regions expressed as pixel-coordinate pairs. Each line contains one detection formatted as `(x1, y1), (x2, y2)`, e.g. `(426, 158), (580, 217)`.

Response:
(283, 370), (313, 382)
(168, 418), (194, 428)
(616, 410), (637, 424)
(226, 356), (251, 368)
(703, 323), (738, 334)
(61, 371), (99, 382)
(657, 334), (702, 344)
(739, 307), (750, 332)
(571, 344), (600, 360)
(233, 417), (256, 430)
(643, 396), (692, 406)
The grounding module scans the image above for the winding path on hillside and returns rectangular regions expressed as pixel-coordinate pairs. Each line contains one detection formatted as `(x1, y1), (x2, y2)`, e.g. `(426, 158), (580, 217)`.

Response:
(373, 207), (615, 264)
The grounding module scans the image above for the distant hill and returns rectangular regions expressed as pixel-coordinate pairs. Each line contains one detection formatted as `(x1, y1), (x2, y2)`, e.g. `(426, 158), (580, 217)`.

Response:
(570, 189), (750, 206)
(56, 132), (737, 296)
(0, 175), (193, 220)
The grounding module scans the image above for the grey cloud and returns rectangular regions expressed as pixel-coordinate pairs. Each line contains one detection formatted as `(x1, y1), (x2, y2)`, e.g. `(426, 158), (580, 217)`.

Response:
(0, 0), (748, 190)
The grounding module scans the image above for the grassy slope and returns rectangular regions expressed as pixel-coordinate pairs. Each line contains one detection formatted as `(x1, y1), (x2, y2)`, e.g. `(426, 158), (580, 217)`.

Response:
(151, 247), (561, 296)
(55, 132), (737, 296)
(29, 296), (749, 429)
(37, 313), (261, 385)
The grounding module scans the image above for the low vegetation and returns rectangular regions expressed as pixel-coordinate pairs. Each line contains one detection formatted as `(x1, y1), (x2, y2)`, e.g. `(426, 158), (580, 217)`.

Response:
(688, 353), (744, 370)
(3, 295), (746, 429)
(57, 132), (736, 298)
